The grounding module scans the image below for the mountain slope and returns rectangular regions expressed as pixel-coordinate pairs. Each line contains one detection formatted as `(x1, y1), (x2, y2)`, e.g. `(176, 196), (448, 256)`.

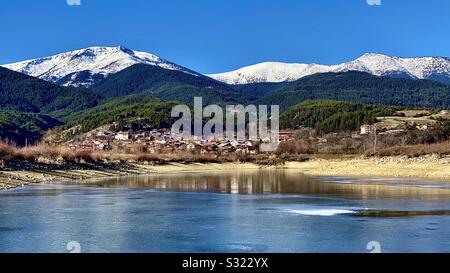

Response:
(208, 53), (450, 85)
(91, 63), (245, 105)
(2, 46), (199, 87)
(280, 100), (401, 134)
(61, 95), (178, 135)
(0, 110), (62, 145)
(0, 66), (102, 117)
(231, 82), (288, 101)
(259, 71), (450, 111)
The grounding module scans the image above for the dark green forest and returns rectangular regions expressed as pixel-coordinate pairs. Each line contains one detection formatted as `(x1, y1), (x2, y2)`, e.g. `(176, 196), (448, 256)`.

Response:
(91, 64), (245, 105)
(259, 71), (450, 111)
(0, 67), (102, 117)
(280, 100), (402, 135)
(0, 110), (62, 145)
(62, 95), (178, 134)
(2, 63), (450, 145)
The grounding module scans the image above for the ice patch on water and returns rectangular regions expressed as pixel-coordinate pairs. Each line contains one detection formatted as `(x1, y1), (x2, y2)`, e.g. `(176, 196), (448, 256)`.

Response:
(288, 209), (356, 216)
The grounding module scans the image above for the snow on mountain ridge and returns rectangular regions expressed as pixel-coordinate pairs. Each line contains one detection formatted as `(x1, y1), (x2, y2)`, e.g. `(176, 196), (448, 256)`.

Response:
(2, 46), (197, 87)
(208, 53), (450, 84)
(208, 61), (333, 85)
(4, 48), (450, 87)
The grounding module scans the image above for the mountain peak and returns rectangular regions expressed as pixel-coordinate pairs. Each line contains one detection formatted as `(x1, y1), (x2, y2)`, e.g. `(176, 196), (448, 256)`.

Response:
(359, 52), (389, 58)
(117, 45), (127, 50)
(116, 45), (134, 54)
(209, 53), (450, 85)
(207, 61), (329, 85)
(1, 46), (195, 87)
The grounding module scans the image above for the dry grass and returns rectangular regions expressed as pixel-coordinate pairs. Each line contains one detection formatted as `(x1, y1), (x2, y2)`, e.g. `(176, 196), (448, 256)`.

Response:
(0, 141), (289, 167)
(0, 142), (240, 166)
(0, 142), (16, 162)
(3, 140), (450, 166)
(366, 142), (450, 157)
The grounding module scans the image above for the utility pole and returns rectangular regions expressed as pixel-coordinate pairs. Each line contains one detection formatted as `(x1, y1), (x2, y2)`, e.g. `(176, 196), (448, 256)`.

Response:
(373, 129), (377, 153)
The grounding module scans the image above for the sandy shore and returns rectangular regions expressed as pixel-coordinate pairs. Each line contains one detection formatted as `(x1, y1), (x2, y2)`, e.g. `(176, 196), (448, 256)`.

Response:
(282, 155), (450, 179)
(0, 162), (263, 190)
(1, 155), (450, 190)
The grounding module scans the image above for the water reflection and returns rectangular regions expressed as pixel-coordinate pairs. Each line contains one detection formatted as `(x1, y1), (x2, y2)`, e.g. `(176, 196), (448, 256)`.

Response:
(3, 172), (450, 252)
(86, 170), (450, 200)
(356, 209), (450, 217)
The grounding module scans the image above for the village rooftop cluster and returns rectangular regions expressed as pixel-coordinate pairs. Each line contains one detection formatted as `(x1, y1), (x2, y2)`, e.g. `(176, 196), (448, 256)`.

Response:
(67, 128), (297, 155)
(65, 122), (414, 155)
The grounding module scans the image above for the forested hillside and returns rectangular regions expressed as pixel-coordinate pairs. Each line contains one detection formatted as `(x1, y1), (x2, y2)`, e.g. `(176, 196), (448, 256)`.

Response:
(280, 100), (402, 134)
(260, 71), (450, 111)
(91, 64), (245, 105)
(0, 67), (102, 116)
(62, 95), (178, 134)
(0, 110), (62, 145)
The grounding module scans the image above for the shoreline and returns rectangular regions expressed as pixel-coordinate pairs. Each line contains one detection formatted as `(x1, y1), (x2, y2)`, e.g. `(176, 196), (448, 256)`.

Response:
(1, 155), (450, 190)
(282, 155), (450, 179)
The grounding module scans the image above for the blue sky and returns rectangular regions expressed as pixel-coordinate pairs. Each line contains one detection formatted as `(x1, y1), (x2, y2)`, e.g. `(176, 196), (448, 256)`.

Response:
(1, 0), (449, 73)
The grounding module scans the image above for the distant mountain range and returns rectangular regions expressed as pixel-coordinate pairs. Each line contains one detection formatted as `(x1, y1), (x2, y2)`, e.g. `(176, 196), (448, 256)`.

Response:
(208, 53), (450, 85)
(2, 46), (450, 144)
(4, 47), (450, 87)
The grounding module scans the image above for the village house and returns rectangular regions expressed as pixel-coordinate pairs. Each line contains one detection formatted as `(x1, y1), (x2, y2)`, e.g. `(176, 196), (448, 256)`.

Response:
(115, 131), (131, 141)
(360, 124), (377, 135)
(279, 131), (296, 142)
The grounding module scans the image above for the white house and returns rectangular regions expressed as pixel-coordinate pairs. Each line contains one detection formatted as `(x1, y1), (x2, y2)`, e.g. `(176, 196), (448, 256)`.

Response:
(360, 124), (377, 135)
(115, 131), (130, 141)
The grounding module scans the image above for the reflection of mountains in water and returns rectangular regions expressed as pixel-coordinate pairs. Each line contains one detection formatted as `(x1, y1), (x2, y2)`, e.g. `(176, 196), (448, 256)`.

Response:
(88, 170), (450, 200)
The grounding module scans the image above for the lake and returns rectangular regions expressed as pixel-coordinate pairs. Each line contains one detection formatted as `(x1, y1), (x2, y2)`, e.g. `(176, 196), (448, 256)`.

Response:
(1, 169), (450, 253)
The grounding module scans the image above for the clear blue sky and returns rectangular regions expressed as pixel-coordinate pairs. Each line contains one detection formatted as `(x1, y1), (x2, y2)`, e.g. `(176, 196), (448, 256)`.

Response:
(1, 0), (449, 73)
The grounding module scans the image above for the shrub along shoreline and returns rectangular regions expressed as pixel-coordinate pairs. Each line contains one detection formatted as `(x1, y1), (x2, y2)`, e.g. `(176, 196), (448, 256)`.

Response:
(1, 141), (450, 191)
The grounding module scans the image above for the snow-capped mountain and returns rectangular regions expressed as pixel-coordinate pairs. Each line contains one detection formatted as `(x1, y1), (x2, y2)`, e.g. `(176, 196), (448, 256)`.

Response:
(208, 53), (450, 85)
(207, 62), (332, 85)
(5, 48), (450, 87)
(2, 46), (198, 87)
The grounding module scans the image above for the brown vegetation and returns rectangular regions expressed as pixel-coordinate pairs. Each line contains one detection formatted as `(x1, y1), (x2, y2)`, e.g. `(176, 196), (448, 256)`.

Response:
(2, 126), (449, 169)
(275, 127), (450, 158)
(0, 142), (285, 167)
(366, 142), (450, 158)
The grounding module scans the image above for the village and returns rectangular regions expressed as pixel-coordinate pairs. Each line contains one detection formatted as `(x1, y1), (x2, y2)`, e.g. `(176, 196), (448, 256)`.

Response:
(64, 123), (410, 155)
(66, 127), (300, 155)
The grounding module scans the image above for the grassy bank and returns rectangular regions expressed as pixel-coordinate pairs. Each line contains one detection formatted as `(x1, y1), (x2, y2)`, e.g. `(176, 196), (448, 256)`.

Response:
(2, 155), (450, 191)
(2, 141), (450, 190)
(365, 142), (450, 157)
(0, 141), (284, 190)
(0, 142), (290, 165)
(283, 155), (450, 179)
